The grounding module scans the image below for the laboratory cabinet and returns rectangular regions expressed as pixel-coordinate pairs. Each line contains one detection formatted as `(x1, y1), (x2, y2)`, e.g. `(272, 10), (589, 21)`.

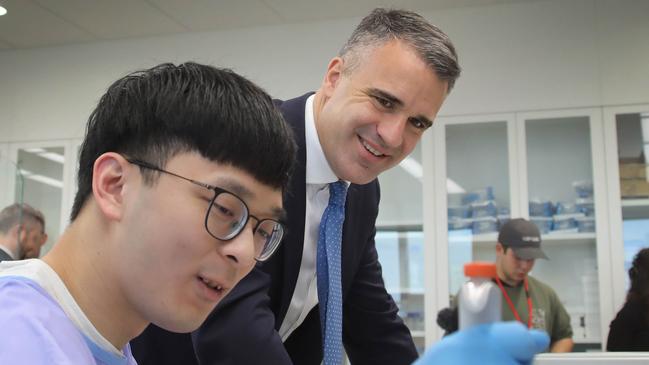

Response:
(423, 108), (614, 349)
(603, 104), (649, 327)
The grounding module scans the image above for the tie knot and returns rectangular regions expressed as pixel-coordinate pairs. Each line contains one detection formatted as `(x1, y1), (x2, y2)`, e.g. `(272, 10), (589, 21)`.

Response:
(328, 181), (347, 207)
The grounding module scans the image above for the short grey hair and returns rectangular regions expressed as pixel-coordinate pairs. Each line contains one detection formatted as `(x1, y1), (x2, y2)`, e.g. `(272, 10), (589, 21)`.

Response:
(0, 203), (45, 234)
(339, 8), (461, 92)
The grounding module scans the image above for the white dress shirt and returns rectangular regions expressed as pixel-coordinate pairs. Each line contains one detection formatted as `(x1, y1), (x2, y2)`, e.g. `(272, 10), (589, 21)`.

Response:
(278, 95), (342, 341)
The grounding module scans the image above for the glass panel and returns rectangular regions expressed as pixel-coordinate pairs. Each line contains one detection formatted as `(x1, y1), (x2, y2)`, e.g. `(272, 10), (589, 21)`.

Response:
(0, 147), (22, 209)
(616, 111), (649, 289)
(377, 143), (422, 225)
(376, 230), (425, 354)
(15, 147), (65, 257)
(525, 116), (600, 344)
(445, 121), (510, 295)
(377, 144), (424, 353)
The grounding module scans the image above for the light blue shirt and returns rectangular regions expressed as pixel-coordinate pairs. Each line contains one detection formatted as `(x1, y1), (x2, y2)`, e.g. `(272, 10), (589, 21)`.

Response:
(0, 267), (137, 364)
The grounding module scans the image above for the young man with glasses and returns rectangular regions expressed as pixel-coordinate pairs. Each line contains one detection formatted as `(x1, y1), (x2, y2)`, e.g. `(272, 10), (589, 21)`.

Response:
(0, 62), (296, 364)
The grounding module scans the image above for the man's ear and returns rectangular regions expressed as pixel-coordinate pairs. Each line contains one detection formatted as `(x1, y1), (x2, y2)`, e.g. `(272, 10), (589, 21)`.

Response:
(91, 153), (132, 222)
(17, 225), (27, 244)
(321, 57), (344, 97)
(495, 242), (504, 255)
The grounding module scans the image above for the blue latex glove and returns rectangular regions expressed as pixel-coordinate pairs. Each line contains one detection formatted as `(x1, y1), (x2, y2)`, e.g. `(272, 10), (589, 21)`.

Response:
(413, 322), (550, 365)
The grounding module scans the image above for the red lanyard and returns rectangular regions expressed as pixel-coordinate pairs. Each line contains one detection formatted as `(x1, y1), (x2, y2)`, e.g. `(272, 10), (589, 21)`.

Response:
(495, 276), (533, 329)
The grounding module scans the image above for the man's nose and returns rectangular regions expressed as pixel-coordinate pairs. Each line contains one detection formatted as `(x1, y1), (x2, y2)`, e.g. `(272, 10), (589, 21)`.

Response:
(377, 115), (407, 149)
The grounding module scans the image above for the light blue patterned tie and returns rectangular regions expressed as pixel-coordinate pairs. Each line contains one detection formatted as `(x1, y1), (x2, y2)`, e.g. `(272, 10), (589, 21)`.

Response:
(317, 180), (348, 365)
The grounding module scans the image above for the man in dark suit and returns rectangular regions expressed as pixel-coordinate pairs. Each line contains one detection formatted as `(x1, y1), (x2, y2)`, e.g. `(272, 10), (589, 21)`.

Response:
(132, 8), (459, 365)
(0, 203), (47, 262)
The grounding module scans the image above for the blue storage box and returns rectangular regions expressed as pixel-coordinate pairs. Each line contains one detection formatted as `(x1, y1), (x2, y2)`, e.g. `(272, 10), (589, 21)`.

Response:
(576, 197), (595, 216)
(529, 200), (554, 217)
(498, 214), (510, 229)
(555, 201), (579, 215)
(573, 180), (594, 198)
(471, 200), (497, 218)
(552, 214), (581, 232)
(530, 216), (552, 234)
(472, 216), (498, 234)
(448, 205), (471, 219)
(448, 218), (472, 231)
(576, 216), (596, 233)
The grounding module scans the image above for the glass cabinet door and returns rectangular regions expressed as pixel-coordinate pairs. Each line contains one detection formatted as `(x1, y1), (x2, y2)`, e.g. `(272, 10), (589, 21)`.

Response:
(9, 142), (74, 257)
(0, 143), (16, 209)
(521, 109), (606, 348)
(614, 110), (649, 284)
(376, 143), (425, 353)
(604, 105), (649, 336)
(445, 119), (514, 296)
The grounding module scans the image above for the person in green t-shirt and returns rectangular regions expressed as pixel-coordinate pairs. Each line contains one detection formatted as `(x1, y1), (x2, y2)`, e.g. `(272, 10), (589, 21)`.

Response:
(493, 218), (573, 352)
(440, 218), (573, 352)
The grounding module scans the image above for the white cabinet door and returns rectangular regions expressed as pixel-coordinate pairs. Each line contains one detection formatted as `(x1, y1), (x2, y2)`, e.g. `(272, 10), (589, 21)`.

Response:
(517, 108), (610, 348)
(8, 140), (78, 257)
(603, 104), (649, 345)
(423, 109), (612, 349)
(423, 113), (518, 342)
(376, 143), (426, 353)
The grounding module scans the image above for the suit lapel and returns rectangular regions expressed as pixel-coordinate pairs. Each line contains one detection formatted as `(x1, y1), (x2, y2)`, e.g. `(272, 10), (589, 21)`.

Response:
(274, 93), (312, 324)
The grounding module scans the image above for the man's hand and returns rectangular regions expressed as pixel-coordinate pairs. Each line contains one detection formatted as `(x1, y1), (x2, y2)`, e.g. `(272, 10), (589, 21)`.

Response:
(413, 322), (550, 365)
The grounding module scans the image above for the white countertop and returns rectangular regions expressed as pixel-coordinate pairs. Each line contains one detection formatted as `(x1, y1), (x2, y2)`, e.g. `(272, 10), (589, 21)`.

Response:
(535, 352), (649, 364)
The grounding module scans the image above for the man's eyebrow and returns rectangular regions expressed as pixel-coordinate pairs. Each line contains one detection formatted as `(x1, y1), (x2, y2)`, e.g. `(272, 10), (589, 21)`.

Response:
(213, 177), (253, 200)
(213, 177), (286, 220)
(366, 88), (403, 107)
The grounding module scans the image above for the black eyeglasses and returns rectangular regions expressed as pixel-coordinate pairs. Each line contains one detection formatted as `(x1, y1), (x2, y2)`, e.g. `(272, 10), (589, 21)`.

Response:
(126, 158), (284, 262)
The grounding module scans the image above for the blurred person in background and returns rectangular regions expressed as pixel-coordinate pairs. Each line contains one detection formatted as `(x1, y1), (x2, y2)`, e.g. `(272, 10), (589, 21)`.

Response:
(0, 203), (47, 261)
(607, 247), (649, 351)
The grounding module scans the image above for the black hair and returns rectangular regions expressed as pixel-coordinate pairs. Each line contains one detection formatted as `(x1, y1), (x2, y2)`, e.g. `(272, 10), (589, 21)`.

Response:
(628, 247), (649, 300)
(71, 62), (296, 220)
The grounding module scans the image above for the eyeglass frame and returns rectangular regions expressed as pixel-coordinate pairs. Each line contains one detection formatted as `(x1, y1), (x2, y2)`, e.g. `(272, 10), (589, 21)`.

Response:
(125, 157), (285, 261)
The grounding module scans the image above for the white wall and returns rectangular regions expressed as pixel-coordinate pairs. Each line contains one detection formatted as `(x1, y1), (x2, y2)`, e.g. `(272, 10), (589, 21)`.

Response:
(1, 0), (648, 144)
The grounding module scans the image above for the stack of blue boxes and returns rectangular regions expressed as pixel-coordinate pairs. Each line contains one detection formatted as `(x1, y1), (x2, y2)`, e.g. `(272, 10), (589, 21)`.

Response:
(529, 180), (595, 234)
(448, 187), (510, 234)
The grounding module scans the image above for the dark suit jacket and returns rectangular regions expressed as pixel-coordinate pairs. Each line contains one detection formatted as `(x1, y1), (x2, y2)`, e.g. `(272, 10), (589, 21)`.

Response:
(130, 93), (417, 365)
(0, 248), (13, 262)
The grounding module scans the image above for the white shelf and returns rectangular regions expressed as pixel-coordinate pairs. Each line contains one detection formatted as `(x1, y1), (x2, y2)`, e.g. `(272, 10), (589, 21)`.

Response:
(410, 330), (425, 338)
(573, 337), (601, 344)
(621, 198), (649, 220)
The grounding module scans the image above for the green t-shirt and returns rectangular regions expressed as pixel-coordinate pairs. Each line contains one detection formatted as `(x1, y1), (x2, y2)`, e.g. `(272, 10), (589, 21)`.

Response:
(499, 275), (573, 345)
(452, 275), (572, 346)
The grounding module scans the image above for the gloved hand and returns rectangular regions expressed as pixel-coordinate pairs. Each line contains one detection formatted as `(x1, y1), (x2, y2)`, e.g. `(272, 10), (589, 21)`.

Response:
(413, 322), (550, 365)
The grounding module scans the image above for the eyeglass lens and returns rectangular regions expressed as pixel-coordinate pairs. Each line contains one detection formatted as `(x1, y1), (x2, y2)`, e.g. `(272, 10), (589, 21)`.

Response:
(206, 191), (283, 260)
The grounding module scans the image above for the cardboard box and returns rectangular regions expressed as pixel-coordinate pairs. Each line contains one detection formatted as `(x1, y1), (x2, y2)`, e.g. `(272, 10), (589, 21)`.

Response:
(619, 162), (648, 180)
(620, 178), (649, 197)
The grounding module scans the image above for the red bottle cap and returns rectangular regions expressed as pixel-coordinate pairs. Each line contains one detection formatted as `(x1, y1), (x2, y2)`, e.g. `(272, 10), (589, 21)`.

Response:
(464, 262), (497, 278)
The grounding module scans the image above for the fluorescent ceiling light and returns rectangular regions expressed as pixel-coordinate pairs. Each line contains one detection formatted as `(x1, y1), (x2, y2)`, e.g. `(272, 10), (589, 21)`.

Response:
(446, 179), (466, 194)
(399, 157), (423, 179)
(23, 148), (65, 164)
(398, 156), (466, 193)
(18, 169), (63, 189)
(0, 6), (6, 16)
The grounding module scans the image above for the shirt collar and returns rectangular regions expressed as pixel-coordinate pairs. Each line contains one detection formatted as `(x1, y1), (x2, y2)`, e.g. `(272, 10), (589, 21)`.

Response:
(305, 94), (338, 185)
